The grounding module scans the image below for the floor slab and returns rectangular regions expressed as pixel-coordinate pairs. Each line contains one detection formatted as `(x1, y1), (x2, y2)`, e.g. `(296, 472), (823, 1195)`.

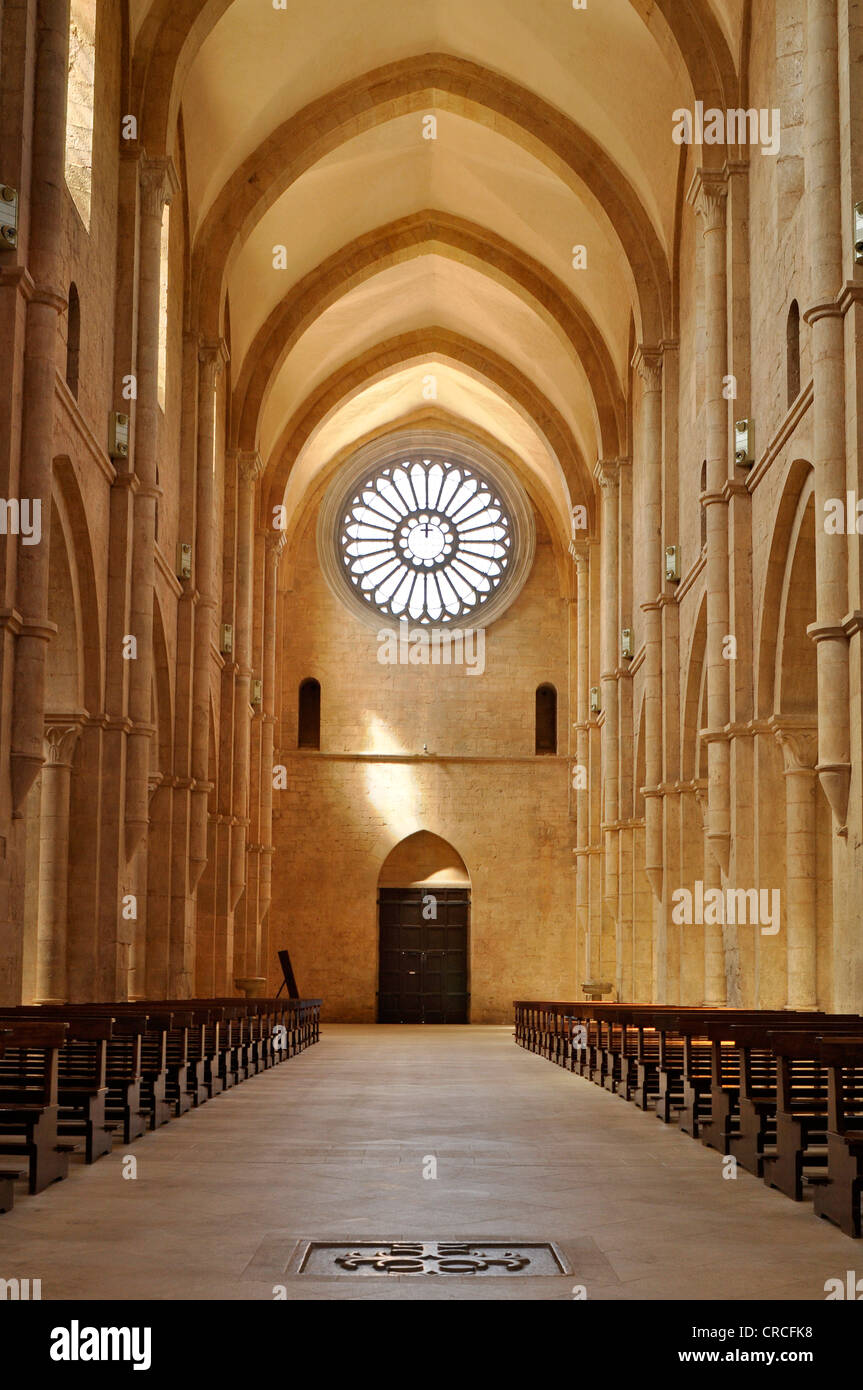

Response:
(0, 1025), (853, 1300)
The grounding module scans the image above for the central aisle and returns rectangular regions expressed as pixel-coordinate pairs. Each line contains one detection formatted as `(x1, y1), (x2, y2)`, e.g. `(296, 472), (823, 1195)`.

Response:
(0, 1025), (851, 1300)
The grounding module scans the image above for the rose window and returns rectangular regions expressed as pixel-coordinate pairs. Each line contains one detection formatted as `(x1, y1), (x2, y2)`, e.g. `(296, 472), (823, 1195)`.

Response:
(338, 457), (513, 624)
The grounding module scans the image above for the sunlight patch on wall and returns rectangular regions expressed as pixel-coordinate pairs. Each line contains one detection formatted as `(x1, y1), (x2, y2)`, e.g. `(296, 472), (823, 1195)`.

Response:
(64, 2), (97, 230)
(363, 716), (421, 834)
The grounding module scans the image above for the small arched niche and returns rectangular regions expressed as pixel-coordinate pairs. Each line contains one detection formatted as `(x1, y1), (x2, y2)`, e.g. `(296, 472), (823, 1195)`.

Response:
(535, 683), (557, 754)
(378, 831), (470, 888)
(298, 677), (321, 749)
(66, 284), (80, 399)
(786, 300), (801, 408)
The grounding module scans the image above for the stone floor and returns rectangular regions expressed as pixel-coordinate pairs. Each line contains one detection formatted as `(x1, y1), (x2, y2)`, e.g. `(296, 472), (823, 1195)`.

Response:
(0, 1024), (854, 1300)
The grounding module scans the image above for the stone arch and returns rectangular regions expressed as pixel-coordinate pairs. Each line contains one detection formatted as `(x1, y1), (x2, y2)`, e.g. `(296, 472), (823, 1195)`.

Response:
(52, 456), (103, 714)
(634, 693), (647, 821)
(151, 594), (174, 775)
(232, 212), (626, 461)
(134, 0), (738, 182)
(681, 592), (707, 782)
(378, 831), (470, 888)
(755, 458), (813, 720)
(262, 329), (594, 539)
(277, 406), (576, 608)
(774, 481), (817, 718)
(189, 56), (670, 344)
(172, 63), (673, 342)
(45, 495), (83, 715)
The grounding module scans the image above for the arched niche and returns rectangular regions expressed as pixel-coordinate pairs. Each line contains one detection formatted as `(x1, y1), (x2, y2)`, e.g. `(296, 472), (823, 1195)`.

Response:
(377, 831), (470, 888)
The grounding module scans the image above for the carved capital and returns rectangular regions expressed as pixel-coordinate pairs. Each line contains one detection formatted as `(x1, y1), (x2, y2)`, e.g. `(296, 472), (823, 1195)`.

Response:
(570, 539), (591, 575)
(265, 531), (286, 562)
(237, 450), (264, 486)
(198, 338), (230, 379)
(686, 168), (728, 231)
(43, 724), (80, 768)
(631, 344), (663, 393)
(140, 157), (180, 217)
(771, 720), (818, 774)
(593, 458), (622, 491)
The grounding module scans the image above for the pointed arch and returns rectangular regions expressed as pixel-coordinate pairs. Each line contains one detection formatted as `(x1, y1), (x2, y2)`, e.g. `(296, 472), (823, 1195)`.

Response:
(378, 831), (470, 887)
(755, 458), (814, 720)
(681, 592), (708, 782)
(262, 329), (594, 542)
(232, 212), (626, 461)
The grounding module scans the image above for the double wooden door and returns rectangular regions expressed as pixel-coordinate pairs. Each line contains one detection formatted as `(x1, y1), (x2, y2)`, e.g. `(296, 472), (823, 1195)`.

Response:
(378, 888), (469, 1023)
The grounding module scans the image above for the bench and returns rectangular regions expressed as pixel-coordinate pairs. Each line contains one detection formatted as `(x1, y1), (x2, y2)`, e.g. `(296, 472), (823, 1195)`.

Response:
(813, 1036), (863, 1238)
(0, 1021), (70, 1193)
(514, 999), (863, 1239)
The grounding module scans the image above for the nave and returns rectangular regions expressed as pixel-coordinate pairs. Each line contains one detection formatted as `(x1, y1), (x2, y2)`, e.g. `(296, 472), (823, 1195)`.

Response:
(0, 1026), (852, 1301)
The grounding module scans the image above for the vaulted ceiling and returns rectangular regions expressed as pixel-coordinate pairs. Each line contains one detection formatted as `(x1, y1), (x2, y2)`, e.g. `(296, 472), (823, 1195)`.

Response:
(130, 0), (743, 554)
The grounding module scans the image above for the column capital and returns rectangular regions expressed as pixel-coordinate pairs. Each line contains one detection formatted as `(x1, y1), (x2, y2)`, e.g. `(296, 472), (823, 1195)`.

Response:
(42, 723), (81, 768)
(140, 156), (180, 217)
(569, 539), (592, 573)
(593, 458), (624, 490)
(236, 450), (264, 485)
(265, 531), (287, 566)
(686, 168), (728, 229)
(631, 344), (663, 391)
(769, 718), (818, 773)
(198, 338), (230, 375)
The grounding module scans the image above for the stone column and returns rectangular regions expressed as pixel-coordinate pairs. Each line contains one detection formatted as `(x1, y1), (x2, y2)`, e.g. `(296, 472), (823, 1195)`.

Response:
(230, 452), (263, 928)
(594, 461), (617, 900)
(633, 345), (664, 899)
(125, 157), (178, 860)
(10, 0), (71, 812)
(803, 0), (850, 828)
(595, 460), (620, 987)
(35, 724), (80, 1002)
(772, 722), (819, 1009)
(572, 541), (591, 978)
(257, 531), (284, 973)
(688, 169), (732, 878)
(189, 339), (227, 889)
(695, 781), (727, 1005)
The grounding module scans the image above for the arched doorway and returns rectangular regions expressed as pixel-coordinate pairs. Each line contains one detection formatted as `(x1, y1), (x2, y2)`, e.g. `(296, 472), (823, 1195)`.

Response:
(377, 832), (470, 1023)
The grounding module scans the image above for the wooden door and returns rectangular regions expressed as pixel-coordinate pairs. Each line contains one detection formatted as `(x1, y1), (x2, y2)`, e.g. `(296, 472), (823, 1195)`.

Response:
(378, 888), (469, 1023)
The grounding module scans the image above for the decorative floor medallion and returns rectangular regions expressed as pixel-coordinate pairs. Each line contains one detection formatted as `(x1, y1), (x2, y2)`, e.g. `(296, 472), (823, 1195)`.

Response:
(295, 1240), (570, 1277)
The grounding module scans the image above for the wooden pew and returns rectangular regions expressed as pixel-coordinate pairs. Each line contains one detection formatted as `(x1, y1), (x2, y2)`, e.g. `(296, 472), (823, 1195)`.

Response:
(514, 999), (863, 1238)
(760, 1026), (863, 1203)
(0, 1021), (70, 1193)
(813, 1036), (863, 1238)
(0, 1170), (14, 1212)
(728, 1020), (863, 1182)
(0, 1008), (114, 1163)
(673, 1011), (808, 1145)
(762, 1029), (833, 1201)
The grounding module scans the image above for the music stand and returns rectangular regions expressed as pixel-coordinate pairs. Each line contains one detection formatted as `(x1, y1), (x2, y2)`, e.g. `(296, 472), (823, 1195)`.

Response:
(275, 948), (300, 1000)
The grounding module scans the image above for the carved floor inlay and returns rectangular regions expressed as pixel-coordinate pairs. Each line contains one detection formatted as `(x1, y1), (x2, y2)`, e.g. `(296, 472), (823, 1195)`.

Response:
(294, 1240), (570, 1276)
